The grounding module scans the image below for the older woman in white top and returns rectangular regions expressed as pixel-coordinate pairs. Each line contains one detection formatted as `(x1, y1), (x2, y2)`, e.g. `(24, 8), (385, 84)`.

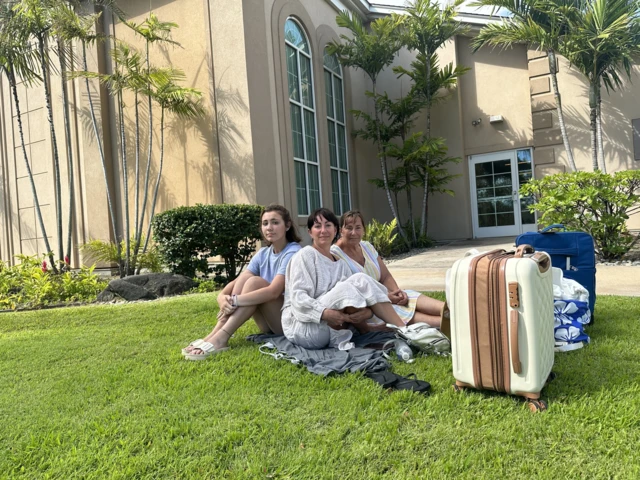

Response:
(281, 208), (407, 350)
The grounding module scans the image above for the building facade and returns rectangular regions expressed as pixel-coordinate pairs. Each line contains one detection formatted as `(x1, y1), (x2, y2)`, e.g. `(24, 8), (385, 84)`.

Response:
(1, 0), (639, 265)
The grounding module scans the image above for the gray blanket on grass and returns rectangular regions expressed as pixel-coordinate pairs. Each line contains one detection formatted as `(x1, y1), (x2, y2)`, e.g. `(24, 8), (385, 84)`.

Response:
(247, 331), (396, 376)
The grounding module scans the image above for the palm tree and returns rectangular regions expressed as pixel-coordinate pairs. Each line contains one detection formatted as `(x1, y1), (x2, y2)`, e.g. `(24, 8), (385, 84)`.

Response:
(14, 0), (66, 265)
(125, 13), (179, 267)
(471, 0), (579, 172)
(0, 4), (58, 272)
(560, 0), (639, 171)
(139, 72), (205, 268)
(327, 12), (408, 241)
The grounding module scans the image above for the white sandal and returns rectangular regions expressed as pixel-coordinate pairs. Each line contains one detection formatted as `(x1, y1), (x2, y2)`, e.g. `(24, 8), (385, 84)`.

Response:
(181, 339), (205, 356)
(184, 341), (229, 361)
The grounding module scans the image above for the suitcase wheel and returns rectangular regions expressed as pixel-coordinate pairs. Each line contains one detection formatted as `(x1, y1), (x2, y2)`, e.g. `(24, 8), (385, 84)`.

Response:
(527, 399), (547, 413)
(453, 383), (466, 392)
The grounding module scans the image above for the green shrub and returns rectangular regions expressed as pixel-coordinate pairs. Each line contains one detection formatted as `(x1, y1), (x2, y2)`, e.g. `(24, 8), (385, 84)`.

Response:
(363, 218), (398, 258)
(520, 170), (640, 260)
(0, 255), (108, 310)
(152, 204), (263, 281)
(80, 236), (164, 273)
(190, 279), (220, 294)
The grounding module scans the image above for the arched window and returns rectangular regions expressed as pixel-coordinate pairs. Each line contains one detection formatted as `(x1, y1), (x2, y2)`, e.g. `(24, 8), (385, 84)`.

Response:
(323, 49), (350, 215)
(285, 18), (321, 216)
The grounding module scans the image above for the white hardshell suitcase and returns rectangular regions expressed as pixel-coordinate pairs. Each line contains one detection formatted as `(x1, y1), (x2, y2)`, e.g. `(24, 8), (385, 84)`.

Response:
(447, 246), (555, 411)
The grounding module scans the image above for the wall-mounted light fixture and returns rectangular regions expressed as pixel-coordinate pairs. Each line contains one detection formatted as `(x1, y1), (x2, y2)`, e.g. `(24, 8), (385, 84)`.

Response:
(489, 115), (504, 124)
(471, 118), (482, 127)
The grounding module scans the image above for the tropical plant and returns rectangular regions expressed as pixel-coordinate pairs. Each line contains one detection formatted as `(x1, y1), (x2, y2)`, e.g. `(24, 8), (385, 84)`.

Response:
(520, 170), (640, 260)
(80, 237), (164, 274)
(0, 3), (58, 273)
(363, 218), (398, 258)
(559, 0), (640, 171)
(327, 12), (408, 241)
(394, 0), (468, 236)
(471, 0), (578, 172)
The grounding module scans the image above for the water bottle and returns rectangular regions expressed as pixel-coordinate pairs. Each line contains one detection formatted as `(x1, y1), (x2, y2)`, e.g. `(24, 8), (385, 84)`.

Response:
(395, 340), (414, 363)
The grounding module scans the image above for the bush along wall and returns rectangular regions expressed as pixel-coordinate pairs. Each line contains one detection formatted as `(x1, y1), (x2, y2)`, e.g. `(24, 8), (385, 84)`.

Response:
(152, 204), (263, 281)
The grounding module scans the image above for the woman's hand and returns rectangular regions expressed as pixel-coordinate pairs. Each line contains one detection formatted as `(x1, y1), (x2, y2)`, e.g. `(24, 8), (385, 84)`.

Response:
(388, 289), (409, 306)
(346, 307), (373, 324)
(322, 309), (350, 329)
(218, 295), (237, 316)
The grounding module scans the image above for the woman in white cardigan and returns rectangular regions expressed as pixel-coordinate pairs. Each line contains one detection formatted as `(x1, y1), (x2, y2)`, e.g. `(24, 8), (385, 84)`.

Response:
(281, 208), (406, 350)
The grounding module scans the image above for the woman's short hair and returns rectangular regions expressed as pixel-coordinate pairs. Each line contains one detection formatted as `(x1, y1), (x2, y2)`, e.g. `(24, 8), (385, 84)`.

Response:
(339, 210), (366, 231)
(261, 204), (301, 243)
(307, 208), (340, 242)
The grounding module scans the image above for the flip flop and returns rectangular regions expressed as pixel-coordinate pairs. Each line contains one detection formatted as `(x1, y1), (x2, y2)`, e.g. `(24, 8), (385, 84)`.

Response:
(364, 370), (401, 389)
(184, 341), (229, 361)
(393, 373), (431, 394)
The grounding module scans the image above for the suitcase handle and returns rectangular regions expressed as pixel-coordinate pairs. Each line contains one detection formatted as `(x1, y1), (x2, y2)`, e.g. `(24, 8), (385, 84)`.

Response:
(531, 252), (551, 273)
(540, 224), (567, 233)
(515, 244), (534, 258)
(510, 310), (522, 374)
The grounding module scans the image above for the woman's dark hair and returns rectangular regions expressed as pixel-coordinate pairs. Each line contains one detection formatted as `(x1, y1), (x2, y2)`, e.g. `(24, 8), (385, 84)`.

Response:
(307, 208), (340, 243)
(339, 210), (367, 232)
(261, 204), (301, 244)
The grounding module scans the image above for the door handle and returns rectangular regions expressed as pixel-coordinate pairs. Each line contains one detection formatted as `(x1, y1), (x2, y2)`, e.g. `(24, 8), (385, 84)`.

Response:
(512, 190), (518, 200)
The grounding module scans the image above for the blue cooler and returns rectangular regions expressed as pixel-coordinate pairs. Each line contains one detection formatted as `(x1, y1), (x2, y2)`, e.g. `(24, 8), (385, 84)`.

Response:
(516, 224), (596, 319)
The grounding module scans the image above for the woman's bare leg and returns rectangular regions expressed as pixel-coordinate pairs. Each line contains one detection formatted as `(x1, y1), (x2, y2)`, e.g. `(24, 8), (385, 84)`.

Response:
(369, 302), (405, 327)
(408, 294), (445, 328)
(253, 296), (285, 335)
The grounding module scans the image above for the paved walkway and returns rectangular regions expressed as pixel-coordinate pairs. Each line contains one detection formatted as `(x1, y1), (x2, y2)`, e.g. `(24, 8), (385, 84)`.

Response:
(387, 237), (640, 297)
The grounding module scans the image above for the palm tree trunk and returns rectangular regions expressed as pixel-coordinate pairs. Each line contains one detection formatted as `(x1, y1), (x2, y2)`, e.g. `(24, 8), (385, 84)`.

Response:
(58, 38), (74, 268)
(135, 42), (154, 267)
(82, 41), (122, 277)
(372, 79), (406, 241)
(140, 105), (165, 269)
(420, 56), (432, 237)
(38, 34), (64, 266)
(596, 81), (606, 173)
(589, 80), (598, 171)
(405, 169), (416, 245)
(9, 71), (57, 273)
(548, 50), (577, 172)
(134, 90), (140, 243)
(118, 89), (131, 275)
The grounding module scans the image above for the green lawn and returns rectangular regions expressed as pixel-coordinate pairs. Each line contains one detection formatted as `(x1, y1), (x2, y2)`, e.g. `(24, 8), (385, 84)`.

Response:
(1, 294), (639, 479)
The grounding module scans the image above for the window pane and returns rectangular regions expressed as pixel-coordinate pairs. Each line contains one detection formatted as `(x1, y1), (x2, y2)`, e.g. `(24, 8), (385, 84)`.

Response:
(286, 46), (299, 102)
(295, 160), (308, 215)
(476, 175), (493, 189)
(324, 71), (334, 119)
(517, 149), (532, 172)
(285, 19), (309, 54)
(494, 173), (512, 187)
(520, 196), (535, 224)
(308, 164), (321, 211)
(494, 159), (511, 174)
(303, 109), (317, 163)
(496, 212), (515, 226)
(495, 198), (514, 213)
(479, 214), (496, 228)
(340, 171), (350, 212)
(333, 76), (344, 123)
(290, 104), (304, 159)
(300, 55), (313, 108)
(477, 200), (495, 215)
(331, 169), (340, 214)
(323, 50), (340, 74)
(337, 124), (347, 170)
(327, 120), (337, 168)
(477, 187), (494, 200)
(475, 162), (493, 176)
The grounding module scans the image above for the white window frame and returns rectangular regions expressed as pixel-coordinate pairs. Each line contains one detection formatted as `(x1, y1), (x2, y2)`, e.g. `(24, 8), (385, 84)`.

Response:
(324, 50), (351, 215)
(284, 18), (322, 217)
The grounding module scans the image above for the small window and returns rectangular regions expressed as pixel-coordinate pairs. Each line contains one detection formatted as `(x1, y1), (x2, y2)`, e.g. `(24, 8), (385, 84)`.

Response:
(284, 19), (321, 215)
(323, 49), (351, 215)
(632, 118), (640, 161)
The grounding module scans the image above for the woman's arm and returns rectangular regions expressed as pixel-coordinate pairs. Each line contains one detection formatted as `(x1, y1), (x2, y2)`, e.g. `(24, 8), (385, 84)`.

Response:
(288, 250), (327, 324)
(234, 274), (285, 306)
(378, 258), (408, 306)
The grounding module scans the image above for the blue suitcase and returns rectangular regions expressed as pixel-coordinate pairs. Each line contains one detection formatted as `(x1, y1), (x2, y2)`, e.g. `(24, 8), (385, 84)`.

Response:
(516, 224), (596, 319)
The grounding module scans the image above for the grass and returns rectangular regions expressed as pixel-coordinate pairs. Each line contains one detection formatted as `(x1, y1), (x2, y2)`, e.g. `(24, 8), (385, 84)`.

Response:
(1, 293), (640, 479)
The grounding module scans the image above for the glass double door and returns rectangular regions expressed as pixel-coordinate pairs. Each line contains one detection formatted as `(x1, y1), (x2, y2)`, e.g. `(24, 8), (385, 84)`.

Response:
(470, 149), (536, 238)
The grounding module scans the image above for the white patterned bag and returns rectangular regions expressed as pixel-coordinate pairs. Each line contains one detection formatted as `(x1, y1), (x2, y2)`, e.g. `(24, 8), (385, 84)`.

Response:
(385, 322), (451, 356)
(552, 268), (591, 352)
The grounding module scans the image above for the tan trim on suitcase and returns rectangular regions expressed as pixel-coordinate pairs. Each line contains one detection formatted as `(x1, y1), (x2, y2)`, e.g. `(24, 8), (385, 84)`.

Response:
(498, 258), (511, 391)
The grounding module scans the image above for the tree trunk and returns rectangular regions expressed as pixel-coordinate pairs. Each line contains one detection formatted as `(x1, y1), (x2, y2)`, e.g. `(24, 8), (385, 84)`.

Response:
(589, 80), (598, 171)
(9, 71), (57, 273)
(548, 50), (577, 172)
(596, 81), (606, 173)
(372, 79), (406, 241)
(134, 90), (140, 243)
(405, 169), (416, 245)
(38, 35), (64, 266)
(58, 38), (75, 268)
(420, 55), (432, 237)
(82, 41), (122, 277)
(140, 106), (165, 267)
(135, 42), (154, 266)
(118, 89), (131, 275)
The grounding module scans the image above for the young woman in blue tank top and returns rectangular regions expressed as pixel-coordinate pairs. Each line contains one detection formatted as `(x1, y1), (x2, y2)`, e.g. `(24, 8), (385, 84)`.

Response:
(183, 204), (302, 360)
